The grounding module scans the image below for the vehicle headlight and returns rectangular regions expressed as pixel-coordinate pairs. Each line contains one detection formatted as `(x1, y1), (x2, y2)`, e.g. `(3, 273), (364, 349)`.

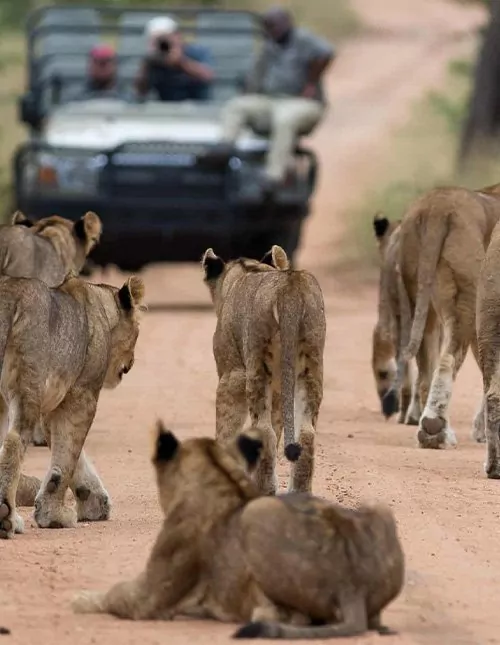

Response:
(23, 152), (107, 195)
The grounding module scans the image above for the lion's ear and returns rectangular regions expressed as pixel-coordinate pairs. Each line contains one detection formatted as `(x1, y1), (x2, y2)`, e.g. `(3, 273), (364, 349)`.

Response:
(373, 212), (390, 240)
(12, 211), (34, 227)
(260, 245), (290, 270)
(118, 276), (146, 312)
(237, 433), (263, 467)
(73, 211), (102, 248)
(152, 420), (179, 463)
(202, 248), (225, 281)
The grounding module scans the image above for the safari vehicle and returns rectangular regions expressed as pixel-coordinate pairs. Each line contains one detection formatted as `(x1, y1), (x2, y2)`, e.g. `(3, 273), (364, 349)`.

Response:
(13, 4), (318, 271)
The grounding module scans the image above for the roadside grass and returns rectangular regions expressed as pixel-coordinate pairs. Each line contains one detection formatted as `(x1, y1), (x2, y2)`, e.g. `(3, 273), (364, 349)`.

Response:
(336, 52), (500, 278)
(0, 32), (26, 212)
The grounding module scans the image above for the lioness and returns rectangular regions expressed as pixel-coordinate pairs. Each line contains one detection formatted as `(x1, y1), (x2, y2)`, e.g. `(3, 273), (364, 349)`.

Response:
(73, 421), (405, 639)
(371, 213), (421, 424)
(202, 246), (326, 495)
(1, 210), (102, 286)
(476, 219), (500, 478)
(0, 210), (103, 447)
(0, 272), (146, 539)
(399, 184), (500, 449)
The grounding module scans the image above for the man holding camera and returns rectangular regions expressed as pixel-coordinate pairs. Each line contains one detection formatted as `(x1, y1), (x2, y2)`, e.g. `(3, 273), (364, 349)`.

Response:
(135, 16), (214, 102)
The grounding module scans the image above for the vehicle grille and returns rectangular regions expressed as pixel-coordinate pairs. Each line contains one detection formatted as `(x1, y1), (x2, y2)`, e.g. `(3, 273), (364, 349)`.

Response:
(107, 165), (226, 201)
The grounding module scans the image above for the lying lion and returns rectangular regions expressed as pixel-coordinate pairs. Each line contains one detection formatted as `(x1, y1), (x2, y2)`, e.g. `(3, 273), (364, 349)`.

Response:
(202, 245), (326, 495)
(73, 421), (405, 639)
(0, 210), (102, 447)
(371, 213), (420, 425)
(399, 184), (500, 449)
(0, 272), (146, 539)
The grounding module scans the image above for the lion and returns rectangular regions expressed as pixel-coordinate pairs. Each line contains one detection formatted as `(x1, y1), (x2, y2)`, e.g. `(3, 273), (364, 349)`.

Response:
(398, 184), (500, 449)
(1, 210), (102, 286)
(73, 421), (405, 639)
(476, 219), (500, 479)
(0, 210), (103, 447)
(371, 213), (421, 425)
(201, 245), (326, 495)
(0, 272), (146, 539)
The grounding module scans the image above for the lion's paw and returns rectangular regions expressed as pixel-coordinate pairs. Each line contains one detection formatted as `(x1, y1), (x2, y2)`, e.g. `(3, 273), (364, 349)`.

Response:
(34, 498), (77, 529)
(0, 501), (23, 539)
(418, 416), (457, 450)
(72, 590), (105, 614)
(75, 487), (111, 522)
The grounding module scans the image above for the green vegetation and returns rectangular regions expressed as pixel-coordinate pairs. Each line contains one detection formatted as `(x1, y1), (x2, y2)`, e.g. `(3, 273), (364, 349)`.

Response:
(338, 50), (500, 274)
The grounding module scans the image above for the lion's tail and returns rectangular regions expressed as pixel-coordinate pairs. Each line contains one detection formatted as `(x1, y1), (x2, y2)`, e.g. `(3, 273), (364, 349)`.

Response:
(403, 209), (450, 360)
(392, 264), (414, 397)
(276, 276), (303, 463)
(16, 474), (42, 507)
(233, 619), (366, 640)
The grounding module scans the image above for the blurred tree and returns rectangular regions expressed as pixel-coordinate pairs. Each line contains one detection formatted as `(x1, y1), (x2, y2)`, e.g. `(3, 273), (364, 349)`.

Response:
(458, 0), (500, 168)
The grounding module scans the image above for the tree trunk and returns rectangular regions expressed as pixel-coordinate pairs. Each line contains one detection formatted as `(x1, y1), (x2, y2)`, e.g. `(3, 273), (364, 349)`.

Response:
(458, 2), (500, 169)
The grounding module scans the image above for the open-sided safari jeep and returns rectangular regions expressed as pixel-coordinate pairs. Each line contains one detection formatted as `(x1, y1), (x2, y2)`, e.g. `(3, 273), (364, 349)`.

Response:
(13, 4), (319, 271)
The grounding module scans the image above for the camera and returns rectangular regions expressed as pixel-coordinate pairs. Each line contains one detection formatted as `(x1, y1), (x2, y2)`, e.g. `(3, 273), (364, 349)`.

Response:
(157, 37), (171, 54)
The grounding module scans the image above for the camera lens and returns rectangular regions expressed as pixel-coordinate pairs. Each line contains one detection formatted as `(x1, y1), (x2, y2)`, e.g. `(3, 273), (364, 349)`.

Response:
(158, 38), (170, 53)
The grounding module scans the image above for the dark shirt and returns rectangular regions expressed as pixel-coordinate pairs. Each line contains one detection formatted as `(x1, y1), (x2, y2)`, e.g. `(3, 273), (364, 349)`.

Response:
(144, 43), (213, 102)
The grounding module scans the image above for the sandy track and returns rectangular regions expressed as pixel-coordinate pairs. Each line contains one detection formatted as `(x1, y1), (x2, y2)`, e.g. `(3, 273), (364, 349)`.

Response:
(2, 2), (495, 644)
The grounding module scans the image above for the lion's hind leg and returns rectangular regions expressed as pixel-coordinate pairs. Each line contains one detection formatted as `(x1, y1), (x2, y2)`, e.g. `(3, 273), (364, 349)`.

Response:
(418, 270), (472, 449)
(34, 390), (97, 529)
(246, 360), (277, 496)
(215, 368), (248, 445)
(287, 354), (322, 494)
(71, 449), (111, 522)
(0, 398), (40, 538)
(484, 380), (500, 479)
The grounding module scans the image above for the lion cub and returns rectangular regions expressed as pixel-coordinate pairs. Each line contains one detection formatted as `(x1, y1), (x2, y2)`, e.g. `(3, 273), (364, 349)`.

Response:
(202, 245), (326, 495)
(371, 213), (421, 424)
(1, 210), (102, 287)
(73, 422), (404, 639)
(0, 210), (103, 447)
(476, 219), (500, 478)
(0, 272), (146, 539)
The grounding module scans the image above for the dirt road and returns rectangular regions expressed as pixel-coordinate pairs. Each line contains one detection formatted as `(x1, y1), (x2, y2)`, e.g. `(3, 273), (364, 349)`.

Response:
(2, 2), (496, 644)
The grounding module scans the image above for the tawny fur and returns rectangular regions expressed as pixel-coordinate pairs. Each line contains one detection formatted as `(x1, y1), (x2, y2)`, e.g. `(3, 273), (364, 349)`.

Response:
(202, 246), (326, 495)
(398, 184), (500, 449)
(1, 211), (102, 287)
(476, 219), (500, 479)
(0, 211), (103, 447)
(0, 273), (146, 539)
(371, 214), (421, 425)
(72, 422), (404, 639)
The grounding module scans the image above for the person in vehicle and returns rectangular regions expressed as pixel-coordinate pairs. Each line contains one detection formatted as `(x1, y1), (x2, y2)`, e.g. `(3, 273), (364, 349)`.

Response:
(69, 44), (131, 102)
(219, 7), (335, 196)
(135, 16), (215, 102)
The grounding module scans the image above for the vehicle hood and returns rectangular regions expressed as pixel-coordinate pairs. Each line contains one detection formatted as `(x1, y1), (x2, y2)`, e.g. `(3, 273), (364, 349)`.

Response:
(42, 100), (267, 151)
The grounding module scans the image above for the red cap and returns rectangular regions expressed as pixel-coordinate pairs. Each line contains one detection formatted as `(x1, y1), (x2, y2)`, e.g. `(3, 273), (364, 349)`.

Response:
(89, 44), (116, 60)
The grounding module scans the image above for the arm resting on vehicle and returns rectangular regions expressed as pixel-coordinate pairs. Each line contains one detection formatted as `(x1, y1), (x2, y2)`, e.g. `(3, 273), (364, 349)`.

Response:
(178, 56), (214, 83)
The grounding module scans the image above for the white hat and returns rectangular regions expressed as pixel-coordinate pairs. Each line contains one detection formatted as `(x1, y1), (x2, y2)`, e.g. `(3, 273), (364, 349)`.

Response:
(146, 16), (178, 37)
